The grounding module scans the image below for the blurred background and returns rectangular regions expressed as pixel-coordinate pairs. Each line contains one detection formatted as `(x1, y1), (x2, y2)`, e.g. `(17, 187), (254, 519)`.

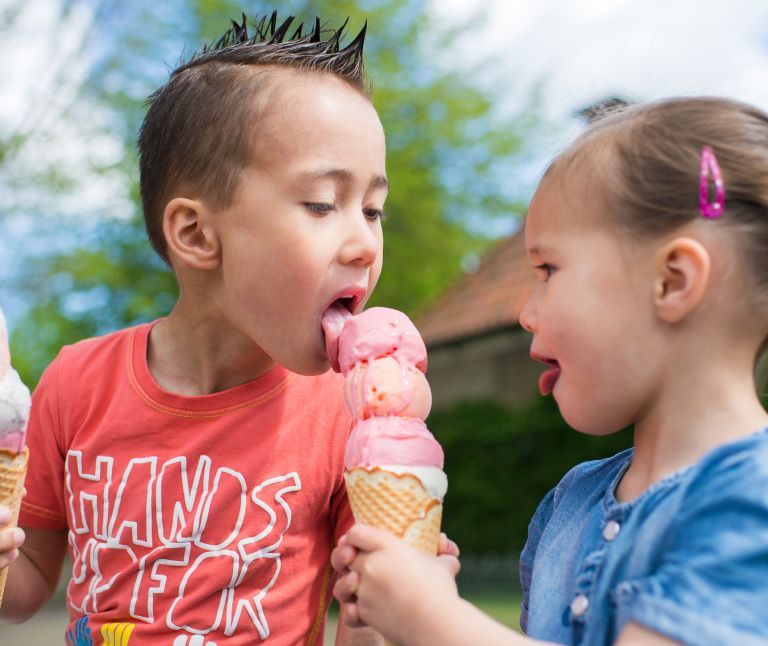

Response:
(2, 0), (768, 640)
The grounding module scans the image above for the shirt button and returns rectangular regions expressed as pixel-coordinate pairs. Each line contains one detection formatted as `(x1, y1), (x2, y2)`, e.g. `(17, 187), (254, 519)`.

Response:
(603, 520), (621, 541)
(571, 594), (589, 617)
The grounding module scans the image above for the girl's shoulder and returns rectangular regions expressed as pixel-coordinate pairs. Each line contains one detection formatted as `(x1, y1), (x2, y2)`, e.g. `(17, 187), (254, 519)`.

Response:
(552, 447), (634, 507)
(681, 427), (768, 504)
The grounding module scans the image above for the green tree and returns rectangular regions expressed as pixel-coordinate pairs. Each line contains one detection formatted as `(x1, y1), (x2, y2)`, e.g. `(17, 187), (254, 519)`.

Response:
(9, 0), (538, 385)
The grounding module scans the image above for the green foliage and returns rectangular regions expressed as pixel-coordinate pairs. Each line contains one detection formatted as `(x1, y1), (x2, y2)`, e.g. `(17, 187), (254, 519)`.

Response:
(13, 217), (178, 387)
(431, 397), (632, 555)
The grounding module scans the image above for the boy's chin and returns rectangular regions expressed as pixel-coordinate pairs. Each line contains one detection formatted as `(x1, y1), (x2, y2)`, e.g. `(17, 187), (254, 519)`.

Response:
(280, 355), (333, 377)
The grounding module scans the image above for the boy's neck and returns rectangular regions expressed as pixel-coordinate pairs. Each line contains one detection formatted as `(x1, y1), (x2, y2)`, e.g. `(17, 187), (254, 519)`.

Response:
(147, 308), (276, 396)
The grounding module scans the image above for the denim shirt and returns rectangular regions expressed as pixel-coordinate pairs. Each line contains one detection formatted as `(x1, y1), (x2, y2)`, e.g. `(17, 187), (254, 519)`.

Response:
(519, 428), (768, 645)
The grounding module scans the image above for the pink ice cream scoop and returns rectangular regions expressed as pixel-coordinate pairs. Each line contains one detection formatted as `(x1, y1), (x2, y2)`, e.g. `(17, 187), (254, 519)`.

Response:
(343, 356), (432, 420)
(337, 307), (428, 375)
(343, 416), (443, 470)
(329, 307), (445, 496)
(0, 308), (30, 455)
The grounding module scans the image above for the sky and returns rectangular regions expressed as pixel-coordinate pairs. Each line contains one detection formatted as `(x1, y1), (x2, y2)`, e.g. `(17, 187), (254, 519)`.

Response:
(4, 0), (768, 215)
(439, 0), (768, 113)
(2, 0), (768, 322)
(438, 0), (768, 170)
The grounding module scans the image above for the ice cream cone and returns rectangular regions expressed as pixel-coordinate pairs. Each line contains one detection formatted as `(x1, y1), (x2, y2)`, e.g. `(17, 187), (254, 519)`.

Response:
(344, 466), (443, 555)
(0, 447), (29, 608)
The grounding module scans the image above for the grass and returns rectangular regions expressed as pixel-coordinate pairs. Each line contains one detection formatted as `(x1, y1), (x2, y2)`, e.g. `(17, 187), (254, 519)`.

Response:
(466, 590), (522, 631)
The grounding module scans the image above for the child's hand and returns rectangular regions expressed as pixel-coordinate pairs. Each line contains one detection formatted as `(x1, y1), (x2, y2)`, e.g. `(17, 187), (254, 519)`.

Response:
(332, 525), (462, 642)
(0, 504), (25, 571)
(332, 529), (461, 608)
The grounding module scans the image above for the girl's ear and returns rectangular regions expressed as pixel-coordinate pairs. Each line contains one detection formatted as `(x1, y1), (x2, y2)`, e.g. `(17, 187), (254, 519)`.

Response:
(162, 197), (221, 270)
(653, 237), (711, 323)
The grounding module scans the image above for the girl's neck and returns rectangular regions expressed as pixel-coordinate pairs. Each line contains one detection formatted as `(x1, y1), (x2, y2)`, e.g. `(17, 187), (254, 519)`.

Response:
(617, 362), (768, 502)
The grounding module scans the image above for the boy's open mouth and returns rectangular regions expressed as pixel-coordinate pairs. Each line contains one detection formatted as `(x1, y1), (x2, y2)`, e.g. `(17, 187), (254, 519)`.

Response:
(321, 296), (359, 372)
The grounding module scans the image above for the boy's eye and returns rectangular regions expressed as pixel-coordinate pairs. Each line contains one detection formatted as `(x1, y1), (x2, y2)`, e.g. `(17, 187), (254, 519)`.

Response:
(304, 202), (335, 214)
(533, 263), (554, 280)
(363, 208), (385, 222)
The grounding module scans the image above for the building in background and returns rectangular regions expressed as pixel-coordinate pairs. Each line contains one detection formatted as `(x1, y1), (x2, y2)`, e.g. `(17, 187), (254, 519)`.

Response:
(417, 232), (542, 409)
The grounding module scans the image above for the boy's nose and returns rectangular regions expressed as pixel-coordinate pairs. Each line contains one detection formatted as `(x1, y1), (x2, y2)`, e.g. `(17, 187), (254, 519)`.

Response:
(339, 215), (380, 267)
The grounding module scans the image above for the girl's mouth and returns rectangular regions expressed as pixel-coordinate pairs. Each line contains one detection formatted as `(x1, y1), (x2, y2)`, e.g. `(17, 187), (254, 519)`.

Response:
(537, 358), (561, 396)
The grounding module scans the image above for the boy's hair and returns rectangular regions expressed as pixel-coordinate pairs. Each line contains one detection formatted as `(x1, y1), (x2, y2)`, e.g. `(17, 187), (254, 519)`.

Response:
(551, 97), (768, 295)
(138, 12), (370, 263)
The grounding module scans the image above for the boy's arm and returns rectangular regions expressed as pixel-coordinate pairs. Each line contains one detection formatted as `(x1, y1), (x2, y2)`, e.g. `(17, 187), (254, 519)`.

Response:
(0, 525), (67, 623)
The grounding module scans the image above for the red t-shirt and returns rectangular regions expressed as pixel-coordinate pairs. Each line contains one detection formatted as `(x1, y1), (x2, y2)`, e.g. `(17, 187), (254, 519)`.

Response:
(20, 322), (354, 644)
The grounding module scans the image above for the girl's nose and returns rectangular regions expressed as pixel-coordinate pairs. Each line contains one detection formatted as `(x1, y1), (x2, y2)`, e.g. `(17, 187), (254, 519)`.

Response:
(518, 295), (537, 333)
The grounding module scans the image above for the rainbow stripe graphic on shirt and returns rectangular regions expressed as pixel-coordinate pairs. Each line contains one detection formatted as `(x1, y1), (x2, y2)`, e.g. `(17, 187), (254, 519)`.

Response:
(66, 616), (94, 645)
(101, 622), (136, 645)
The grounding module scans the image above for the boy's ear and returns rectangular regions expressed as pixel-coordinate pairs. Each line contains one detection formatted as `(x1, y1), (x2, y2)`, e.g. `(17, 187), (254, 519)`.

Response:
(653, 237), (711, 323)
(163, 197), (221, 270)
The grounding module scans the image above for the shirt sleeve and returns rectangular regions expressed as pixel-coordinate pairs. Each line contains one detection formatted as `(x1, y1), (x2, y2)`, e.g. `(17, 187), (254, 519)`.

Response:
(615, 448), (768, 645)
(519, 486), (555, 633)
(19, 354), (68, 529)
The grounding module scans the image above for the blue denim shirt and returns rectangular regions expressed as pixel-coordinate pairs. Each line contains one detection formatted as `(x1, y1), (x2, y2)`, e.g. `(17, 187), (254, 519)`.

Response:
(519, 428), (768, 645)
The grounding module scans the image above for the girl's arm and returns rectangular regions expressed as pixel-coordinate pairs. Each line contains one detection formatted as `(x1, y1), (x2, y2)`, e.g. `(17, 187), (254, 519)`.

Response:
(616, 623), (679, 645)
(333, 525), (557, 646)
(0, 524), (68, 622)
(335, 526), (683, 646)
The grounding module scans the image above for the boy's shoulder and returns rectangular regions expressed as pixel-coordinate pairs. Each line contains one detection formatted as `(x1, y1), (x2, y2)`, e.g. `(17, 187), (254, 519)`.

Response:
(53, 322), (147, 372)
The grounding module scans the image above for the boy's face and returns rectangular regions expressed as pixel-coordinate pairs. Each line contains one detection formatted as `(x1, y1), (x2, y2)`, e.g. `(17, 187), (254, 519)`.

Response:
(214, 73), (387, 375)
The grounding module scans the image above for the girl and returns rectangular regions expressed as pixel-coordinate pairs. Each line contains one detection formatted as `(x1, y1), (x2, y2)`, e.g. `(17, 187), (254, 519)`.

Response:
(331, 97), (768, 645)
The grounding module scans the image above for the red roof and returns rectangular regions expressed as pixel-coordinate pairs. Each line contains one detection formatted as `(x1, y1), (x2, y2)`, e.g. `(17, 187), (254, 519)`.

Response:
(417, 232), (536, 346)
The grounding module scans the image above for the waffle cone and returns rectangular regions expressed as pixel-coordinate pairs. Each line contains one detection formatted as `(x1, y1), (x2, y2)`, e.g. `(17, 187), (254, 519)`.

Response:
(0, 447), (29, 608)
(344, 466), (443, 555)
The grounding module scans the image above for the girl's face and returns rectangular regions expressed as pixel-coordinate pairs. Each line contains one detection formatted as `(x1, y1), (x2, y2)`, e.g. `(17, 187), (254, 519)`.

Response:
(519, 173), (664, 435)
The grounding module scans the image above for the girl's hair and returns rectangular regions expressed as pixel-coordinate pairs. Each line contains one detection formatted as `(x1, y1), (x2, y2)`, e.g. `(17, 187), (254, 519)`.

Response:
(551, 97), (768, 294)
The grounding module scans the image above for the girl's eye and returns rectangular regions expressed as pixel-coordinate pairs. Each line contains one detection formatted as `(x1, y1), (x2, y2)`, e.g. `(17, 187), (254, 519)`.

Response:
(534, 263), (554, 280)
(363, 208), (385, 222)
(304, 202), (335, 215)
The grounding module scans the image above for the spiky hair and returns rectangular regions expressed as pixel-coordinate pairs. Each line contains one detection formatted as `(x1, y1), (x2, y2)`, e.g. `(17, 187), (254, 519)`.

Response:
(175, 12), (368, 89)
(138, 12), (370, 263)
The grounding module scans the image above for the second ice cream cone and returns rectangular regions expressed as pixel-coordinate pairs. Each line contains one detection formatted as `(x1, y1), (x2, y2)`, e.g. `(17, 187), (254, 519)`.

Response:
(0, 447), (29, 607)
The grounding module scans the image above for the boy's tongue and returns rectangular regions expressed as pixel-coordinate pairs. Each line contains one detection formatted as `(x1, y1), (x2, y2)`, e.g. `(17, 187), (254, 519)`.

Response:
(321, 302), (352, 372)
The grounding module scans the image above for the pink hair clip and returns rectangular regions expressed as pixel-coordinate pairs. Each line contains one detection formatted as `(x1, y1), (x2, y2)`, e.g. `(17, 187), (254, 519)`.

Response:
(699, 146), (725, 218)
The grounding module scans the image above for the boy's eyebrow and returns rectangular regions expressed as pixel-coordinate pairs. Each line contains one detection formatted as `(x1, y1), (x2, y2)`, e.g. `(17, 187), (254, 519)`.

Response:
(298, 168), (388, 189)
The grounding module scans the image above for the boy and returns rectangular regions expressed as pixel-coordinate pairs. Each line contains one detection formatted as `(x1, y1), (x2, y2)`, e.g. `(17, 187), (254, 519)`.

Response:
(0, 12), (388, 644)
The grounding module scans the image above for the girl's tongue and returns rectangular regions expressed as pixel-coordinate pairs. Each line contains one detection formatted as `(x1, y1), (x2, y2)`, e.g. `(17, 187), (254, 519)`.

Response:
(321, 302), (352, 372)
(538, 361), (561, 396)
